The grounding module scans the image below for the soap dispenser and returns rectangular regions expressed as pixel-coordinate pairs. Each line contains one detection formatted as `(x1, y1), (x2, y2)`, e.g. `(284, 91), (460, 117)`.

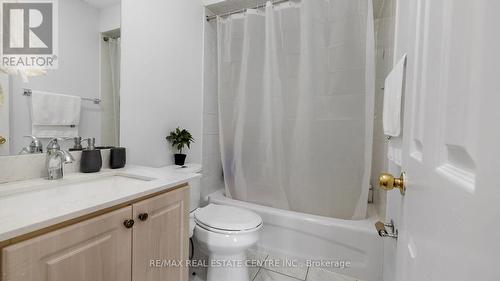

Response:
(69, 137), (83, 151)
(80, 138), (102, 173)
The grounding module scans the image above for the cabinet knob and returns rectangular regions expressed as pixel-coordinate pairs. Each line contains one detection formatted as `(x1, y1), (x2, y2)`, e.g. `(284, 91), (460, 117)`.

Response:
(123, 219), (135, 229)
(138, 213), (149, 221)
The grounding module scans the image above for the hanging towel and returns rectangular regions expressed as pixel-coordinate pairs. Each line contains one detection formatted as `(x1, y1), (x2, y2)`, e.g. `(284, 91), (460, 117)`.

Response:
(31, 91), (81, 138)
(383, 54), (407, 137)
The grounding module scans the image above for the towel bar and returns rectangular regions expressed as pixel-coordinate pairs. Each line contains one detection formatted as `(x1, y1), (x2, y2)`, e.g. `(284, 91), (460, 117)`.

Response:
(23, 89), (101, 104)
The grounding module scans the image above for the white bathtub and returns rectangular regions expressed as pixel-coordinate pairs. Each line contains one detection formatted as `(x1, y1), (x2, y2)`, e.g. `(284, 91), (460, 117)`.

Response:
(208, 190), (383, 281)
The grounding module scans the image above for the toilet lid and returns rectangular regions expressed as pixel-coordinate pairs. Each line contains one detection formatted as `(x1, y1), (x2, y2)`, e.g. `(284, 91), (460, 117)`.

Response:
(194, 204), (262, 231)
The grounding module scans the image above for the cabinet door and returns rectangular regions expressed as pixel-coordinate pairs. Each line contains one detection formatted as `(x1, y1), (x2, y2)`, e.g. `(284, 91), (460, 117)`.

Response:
(2, 207), (133, 281)
(132, 186), (189, 281)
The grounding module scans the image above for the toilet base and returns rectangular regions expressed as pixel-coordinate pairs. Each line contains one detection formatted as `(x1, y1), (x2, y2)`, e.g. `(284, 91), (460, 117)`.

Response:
(207, 253), (250, 281)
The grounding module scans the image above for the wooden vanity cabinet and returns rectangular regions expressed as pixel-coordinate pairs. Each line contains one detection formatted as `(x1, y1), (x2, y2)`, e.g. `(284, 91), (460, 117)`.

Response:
(132, 185), (189, 281)
(1, 185), (189, 281)
(2, 207), (133, 281)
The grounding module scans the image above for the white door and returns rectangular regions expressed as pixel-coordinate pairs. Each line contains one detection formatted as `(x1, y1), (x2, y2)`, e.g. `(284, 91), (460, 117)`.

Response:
(0, 74), (9, 156)
(383, 1), (500, 281)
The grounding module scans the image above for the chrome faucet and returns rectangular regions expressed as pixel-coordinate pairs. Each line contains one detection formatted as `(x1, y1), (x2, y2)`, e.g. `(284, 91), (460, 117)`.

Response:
(46, 138), (75, 180)
(19, 136), (43, 154)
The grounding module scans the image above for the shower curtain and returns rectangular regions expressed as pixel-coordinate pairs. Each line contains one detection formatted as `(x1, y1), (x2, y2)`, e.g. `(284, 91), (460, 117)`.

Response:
(217, 0), (374, 219)
(108, 38), (121, 146)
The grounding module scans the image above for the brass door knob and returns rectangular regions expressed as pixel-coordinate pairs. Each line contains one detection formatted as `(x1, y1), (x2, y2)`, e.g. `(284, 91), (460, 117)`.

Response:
(379, 172), (406, 195)
(0, 136), (6, 145)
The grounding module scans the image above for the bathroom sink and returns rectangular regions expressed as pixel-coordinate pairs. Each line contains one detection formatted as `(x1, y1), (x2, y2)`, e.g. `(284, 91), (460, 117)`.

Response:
(0, 172), (157, 198)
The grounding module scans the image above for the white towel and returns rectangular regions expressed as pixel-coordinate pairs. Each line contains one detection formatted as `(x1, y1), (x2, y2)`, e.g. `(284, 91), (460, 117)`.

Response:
(383, 54), (407, 137)
(31, 91), (81, 138)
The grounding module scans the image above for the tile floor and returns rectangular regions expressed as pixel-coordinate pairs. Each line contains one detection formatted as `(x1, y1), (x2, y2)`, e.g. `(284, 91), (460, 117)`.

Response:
(189, 248), (362, 281)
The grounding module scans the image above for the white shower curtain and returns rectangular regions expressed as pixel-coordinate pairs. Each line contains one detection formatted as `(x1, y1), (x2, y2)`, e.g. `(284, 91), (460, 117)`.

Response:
(218, 0), (374, 219)
(108, 38), (121, 146)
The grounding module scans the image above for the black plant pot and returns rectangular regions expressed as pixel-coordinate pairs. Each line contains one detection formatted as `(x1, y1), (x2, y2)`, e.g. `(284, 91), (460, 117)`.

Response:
(174, 154), (187, 166)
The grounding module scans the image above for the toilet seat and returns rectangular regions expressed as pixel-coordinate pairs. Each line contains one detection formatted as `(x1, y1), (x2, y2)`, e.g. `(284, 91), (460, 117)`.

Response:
(195, 220), (262, 234)
(194, 204), (263, 234)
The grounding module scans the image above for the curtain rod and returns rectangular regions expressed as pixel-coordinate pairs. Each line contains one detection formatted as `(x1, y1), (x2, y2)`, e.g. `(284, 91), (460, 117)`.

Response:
(103, 36), (120, 42)
(23, 88), (101, 104)
(206, 0), (292, 22)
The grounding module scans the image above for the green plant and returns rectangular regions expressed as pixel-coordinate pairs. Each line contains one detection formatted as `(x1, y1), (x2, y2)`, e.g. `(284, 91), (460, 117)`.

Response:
(166, 127), (195, 154)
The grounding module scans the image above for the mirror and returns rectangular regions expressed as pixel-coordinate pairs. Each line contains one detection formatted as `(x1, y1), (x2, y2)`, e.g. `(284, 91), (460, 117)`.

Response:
(0, 0), (121, 156)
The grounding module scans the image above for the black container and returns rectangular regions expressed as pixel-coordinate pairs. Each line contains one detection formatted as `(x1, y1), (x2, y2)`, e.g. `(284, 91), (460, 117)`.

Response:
(110, 147), (126, 169)
(80, 149), (103, 173)
(96, 146), (115, 150)
(174, 154), (187, 166)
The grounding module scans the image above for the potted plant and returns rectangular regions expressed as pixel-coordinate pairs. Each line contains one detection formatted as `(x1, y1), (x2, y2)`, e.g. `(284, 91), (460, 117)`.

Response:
(166, 127), (195, 166)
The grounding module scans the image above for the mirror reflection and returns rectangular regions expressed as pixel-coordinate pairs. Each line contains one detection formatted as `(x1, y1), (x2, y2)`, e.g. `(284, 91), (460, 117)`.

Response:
(0, 0), (121, 156)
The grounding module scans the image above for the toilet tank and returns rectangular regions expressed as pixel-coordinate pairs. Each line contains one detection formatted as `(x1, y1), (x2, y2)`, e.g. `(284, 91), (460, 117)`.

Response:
(168, 164), (202, 212)
(188, 176), (202, 212)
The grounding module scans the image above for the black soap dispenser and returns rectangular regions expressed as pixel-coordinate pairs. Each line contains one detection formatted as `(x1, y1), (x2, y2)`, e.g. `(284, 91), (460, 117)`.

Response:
(80, 138), (102, 173)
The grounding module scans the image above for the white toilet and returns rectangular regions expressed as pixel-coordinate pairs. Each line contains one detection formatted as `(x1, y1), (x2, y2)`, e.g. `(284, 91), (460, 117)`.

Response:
(178, 164), (263, 281)
(194, 204), (262, 281)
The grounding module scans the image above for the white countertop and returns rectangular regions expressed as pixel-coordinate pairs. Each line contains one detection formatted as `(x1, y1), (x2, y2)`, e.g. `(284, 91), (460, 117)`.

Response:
(0, 164), (201, 242)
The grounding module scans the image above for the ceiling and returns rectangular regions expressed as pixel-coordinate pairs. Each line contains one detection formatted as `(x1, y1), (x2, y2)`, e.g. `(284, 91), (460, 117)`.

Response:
(83, 0), (121, 9)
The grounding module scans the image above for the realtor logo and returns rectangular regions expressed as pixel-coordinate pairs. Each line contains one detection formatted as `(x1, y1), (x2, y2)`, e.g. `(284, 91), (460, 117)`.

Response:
(1, 0), (58, 69)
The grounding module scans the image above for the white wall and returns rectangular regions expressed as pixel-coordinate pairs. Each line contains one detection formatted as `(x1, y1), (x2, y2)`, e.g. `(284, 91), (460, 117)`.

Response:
(120, 0), (204, 167)
(10, 0), (101, 154)
(99, 4), (121, 32)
